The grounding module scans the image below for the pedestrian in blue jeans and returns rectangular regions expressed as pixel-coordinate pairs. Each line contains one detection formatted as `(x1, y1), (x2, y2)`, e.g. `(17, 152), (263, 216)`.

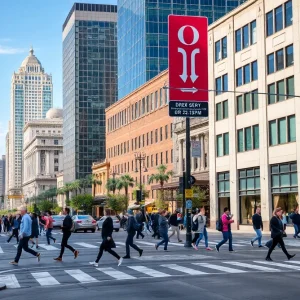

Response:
(215, 207), (234, 252)
(155, 210), (169, 251)
(251, 207), (264, 248)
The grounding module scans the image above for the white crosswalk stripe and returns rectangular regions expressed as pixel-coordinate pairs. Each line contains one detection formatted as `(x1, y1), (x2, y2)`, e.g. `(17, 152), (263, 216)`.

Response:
(65, 269), (98, 283)
(74, 242), (98, 248)
(0, 246), (3, 253)
(128, 266), (171, 278)
(211, 241), (246, 247)
(253, 261), (300, 270)
(0, 275), (20, 288)
(135, 241), (156, 246)
(193, 262), (246, 273)
(161, 264), (208, 275)
(31, 272), (60, 286)
(224, 261), (280, 272)
(38, 244), (60, 251)
(167, 242), (184, 247)
(97, 267), (136, 280)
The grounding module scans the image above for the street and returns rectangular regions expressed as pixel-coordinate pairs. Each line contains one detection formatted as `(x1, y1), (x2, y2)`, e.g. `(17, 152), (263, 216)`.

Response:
(0, 228), (300, 299)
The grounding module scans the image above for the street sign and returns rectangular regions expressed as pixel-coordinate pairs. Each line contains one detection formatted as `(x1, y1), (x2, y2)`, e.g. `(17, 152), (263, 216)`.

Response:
(191, 141), (201, 157)
(190, 175), (196, 185)
(168, 15), (208, 117)
(185, 189), (193, 198)
(186, 200), (192, 209)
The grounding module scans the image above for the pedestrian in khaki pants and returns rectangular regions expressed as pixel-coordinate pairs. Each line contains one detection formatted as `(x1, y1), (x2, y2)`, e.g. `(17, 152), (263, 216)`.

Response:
(168, 210), (182, 242)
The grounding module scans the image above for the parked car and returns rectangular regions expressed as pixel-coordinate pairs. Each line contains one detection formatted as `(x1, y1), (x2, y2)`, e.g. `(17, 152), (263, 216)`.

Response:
(52, 215), (65, 229)
(97, 216), (120, 232)
(72, 215), (97, 233)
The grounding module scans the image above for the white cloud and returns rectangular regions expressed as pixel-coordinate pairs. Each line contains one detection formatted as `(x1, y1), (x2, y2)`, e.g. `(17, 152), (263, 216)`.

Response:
(0, 45), (26, 54)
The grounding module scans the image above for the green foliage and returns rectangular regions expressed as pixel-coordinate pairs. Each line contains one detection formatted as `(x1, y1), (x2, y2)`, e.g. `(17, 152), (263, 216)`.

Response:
(37, 200), (54, 213)
(71, 194), (93, 214)
(155, 199), (167, 210)
(176, 186), (209, 209)
(106, 178), (119, 194)
(107, 194), (127, 214)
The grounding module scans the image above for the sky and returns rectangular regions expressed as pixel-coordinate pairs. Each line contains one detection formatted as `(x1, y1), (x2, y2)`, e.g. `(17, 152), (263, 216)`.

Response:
(0, 0), (117, 157)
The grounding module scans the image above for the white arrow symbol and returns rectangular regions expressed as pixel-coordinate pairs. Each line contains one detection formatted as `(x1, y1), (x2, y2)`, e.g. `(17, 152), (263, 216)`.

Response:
(178, 48), (188, 82)
(190, 48), (200, 83)
(180, 87), (198, 93)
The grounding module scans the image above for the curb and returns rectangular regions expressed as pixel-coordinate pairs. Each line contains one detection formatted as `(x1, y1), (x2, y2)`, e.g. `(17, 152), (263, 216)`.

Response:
(0, 283), (6, 291)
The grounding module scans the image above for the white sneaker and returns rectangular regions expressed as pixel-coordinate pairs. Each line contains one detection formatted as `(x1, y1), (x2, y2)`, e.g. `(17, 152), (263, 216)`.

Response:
(118, 258), (123, 267)
(89, 261), (98, 267)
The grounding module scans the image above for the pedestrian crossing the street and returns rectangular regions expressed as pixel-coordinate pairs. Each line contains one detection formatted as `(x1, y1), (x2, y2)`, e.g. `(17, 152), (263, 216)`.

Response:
(2, 260), (300, 289)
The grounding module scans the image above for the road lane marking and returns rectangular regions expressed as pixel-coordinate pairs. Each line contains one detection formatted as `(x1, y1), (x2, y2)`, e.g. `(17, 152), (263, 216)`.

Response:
(0, 275), (20, 288)
(96, 267), (136, 280)
(65, 269), (98, 283)
(253, 261), (300, 270)
(161, 264), (208, 275)
(0, 246), (3, 253)
(134, 254), (211, 261)
(224, 261), (280, 272)
(31, 272), (60, 286)
(38, 244), (60, 251)
(193, 263), (246, 273)
(135, 241), (156, 246)
(128, 266), (171, 278)
(74, 242), (98, 248)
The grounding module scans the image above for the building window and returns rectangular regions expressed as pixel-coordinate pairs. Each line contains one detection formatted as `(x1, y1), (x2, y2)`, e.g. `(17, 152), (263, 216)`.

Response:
(268, 76), (294, 104)
(54, 150), (59, 155)
(217, 171), (230, 217)
(151, 155), (154, 167)
(54, 166), (59, 172)
(236, 61), (257, 87)
(237, 125), (259, 152)
(217, 132), (229, 157)
(155, 154), (158, 166)
(146, 156), (149, 168)
(155, 129), (158, 143)
(215, 36), (227, 62)
(166, 151), (168, 164)
(171, 149), (173, 163)
(215, 74), (228, 95)
(216, 100), (228, 121)
(165, 125), (168, 139)
(160, 127), (163, 141)
(269, 115), (296, 146)
(54, 158), (59, 164)
(239, 167), (261, 225)
(266, 1), (293, 37)
(235, 20), (257, 52)
(150, 131), (153, 144)
(160, 152), (163, 164)
(268, 45), (293, 75)
(237, 90), (258, 115)
(170, 123), (173, 138)
(42, 140), (45, 145)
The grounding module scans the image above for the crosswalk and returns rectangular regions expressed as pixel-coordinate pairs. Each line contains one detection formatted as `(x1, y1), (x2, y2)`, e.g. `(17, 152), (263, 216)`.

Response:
(1, 260), (300, 289)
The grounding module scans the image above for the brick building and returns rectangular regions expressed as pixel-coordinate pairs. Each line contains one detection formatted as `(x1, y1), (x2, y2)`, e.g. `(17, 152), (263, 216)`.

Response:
(105, 70), (174, 209)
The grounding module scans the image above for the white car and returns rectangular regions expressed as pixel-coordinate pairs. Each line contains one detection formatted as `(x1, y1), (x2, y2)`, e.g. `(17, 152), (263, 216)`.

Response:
(97, 216), (120, 232)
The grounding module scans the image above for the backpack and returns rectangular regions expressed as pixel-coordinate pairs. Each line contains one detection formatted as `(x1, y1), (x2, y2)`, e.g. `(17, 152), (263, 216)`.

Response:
(216, 218), (223, 232)
(192, 217), (198, 232)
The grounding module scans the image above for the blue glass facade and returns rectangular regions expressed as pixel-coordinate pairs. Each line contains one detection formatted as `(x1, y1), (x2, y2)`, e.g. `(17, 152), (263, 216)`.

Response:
(118, 0), (246, 99)
(63, 3), (118, 183)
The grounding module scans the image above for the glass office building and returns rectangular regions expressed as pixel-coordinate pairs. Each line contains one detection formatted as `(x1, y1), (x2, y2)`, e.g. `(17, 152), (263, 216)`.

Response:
(63, 3), (117, 183)
(118, 0), (247, 99)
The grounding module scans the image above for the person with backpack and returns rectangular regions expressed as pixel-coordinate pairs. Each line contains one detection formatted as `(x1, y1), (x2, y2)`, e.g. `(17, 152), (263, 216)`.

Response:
(215, 207), (234, 253)
(89, 216), (122, 267)
(7, 214), (21, 244)
(54, 207), (79, 261)
(250, 207), (264, 248)
(168, 210), (182, 242)
(123, 209), (143, 259)
(152, 211), (161, 239)
(290, 206), (300, 238)
(29, 213), (40, 249)
(266, 207), (295, 261)
(155, 210), (169, 251)
(192, 206), (213, 251)
(45, 211), (56, 245)
(135, 209), (145, 239)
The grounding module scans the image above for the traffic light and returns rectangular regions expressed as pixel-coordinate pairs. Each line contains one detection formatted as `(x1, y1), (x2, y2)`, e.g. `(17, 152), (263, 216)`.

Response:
(136, 190), (142, 202)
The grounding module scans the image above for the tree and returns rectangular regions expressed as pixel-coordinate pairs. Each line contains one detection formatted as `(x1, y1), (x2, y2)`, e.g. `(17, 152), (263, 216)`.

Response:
(79, 174), (93, 194)
(37, 200), (53, 213)
(116, 174), (134, 209)
(106, 178), (119, 195)
(71, 194), (94, 214)
(148, 164), (173, 201)
(70, 180), (81, 196)
(92, 175), (102, 198)
(107, 194), (127, 214)
(63, 183), (73, 201)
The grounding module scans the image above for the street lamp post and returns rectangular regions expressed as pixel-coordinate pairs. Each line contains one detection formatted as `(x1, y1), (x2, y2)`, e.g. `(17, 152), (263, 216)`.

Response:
(110, 169), (119, 180)
(134, 152), (147, 211)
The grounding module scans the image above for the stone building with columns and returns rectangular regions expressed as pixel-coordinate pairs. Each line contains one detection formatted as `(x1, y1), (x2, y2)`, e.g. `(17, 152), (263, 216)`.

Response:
(172, 117), (209, 184)
(22, 108), (63, 201)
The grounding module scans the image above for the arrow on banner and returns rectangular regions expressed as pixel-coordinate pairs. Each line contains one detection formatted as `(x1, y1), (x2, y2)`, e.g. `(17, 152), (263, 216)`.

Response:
(190, 48), (200, 83)
(180, 87), (198, 93)
(178, 48), (188, 82)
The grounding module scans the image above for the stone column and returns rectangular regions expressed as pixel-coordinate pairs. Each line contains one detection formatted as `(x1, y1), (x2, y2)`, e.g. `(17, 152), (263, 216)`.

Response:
(205, 133), (209, 169)
(197, 135), (201, 170)
(45, 151), (50, 175)
(200, 135), (205, 170)
(36, 150), (40, 176)
(178, 139), (183, 175)
(59, 151), (63, 172)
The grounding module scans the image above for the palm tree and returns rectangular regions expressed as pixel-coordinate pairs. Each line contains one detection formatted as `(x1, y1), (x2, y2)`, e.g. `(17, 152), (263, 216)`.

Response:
(63, 183), (73, 201)
(148, 164), (173, 201)
(92, 175), (102, 198)
(79, 174), (93, 194)
(116, 174), (135, 209)
(106, 178), (119, 195)
(70, 180), (81, 196)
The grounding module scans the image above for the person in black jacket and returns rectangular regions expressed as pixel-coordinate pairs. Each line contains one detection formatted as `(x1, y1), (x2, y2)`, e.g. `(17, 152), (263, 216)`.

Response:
(152, 211), (161, 239)
(168, 210), (182, 242)
(266, 207), (295, 261)
(123, 209), (143, 259)
(250, 207), (263, 248)
(53, 208), (79, 261)
(90, 216), (122, 267)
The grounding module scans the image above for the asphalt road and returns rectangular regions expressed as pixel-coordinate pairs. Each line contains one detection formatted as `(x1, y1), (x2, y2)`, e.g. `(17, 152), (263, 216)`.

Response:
(0, 228), (300, 300)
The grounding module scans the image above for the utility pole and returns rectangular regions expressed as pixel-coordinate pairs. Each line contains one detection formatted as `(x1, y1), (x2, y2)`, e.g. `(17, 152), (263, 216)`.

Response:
(134, 152), (147, 213)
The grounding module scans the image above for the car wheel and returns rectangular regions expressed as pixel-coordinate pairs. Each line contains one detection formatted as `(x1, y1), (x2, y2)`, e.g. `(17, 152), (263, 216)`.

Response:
(84, 229), (87, 233)
(91, 229), (95, 233)
(114, 229), (119, 232)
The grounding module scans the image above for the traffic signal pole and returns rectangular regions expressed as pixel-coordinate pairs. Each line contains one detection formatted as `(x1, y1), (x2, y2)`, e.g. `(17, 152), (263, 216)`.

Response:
(184, 117), (192, 248)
